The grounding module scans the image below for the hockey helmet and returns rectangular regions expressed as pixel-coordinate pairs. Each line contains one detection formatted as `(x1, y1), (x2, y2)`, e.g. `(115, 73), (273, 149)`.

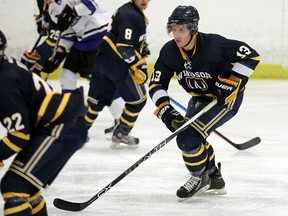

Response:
(167, 6), (200, 35)
(0, 30), (7, 56)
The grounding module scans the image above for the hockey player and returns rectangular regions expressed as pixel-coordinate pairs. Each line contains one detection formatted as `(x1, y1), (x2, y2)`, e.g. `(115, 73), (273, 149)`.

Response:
(0, 30), (87, 215)
(84, 0), (150, 148)
(42, 0), (110, 92)
(21, 0), (60, 76)
(149, 6), (260, 200)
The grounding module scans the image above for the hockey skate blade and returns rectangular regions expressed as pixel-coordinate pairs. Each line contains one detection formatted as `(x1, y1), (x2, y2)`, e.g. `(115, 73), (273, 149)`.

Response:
(204, 188), (227, 195)
(110, 142), (139, 149)
(177, 184), (210, 202)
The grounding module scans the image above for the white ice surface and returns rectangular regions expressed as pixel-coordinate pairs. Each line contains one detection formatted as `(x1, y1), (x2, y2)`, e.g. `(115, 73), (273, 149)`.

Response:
(1, 79), (288, 216)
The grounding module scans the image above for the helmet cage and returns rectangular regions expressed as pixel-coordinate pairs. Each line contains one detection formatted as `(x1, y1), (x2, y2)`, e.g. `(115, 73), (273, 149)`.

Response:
(167, 22), (198, 35)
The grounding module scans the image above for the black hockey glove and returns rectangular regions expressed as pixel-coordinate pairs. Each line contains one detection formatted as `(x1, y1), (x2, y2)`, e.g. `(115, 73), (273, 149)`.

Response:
(57, 5), (77, 32)
(43, 51), (66, 73)
(129, 59), (148, 85)
(20, 51), (40, 70)
(155, 103), (186, 132)
(214, 75), (241, 106)
(140, 42), (151, 58)
(35, 14), (50, 36)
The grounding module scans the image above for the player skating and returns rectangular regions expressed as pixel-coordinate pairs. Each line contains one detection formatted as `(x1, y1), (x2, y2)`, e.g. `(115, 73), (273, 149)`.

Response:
(149, 5), (260, 200)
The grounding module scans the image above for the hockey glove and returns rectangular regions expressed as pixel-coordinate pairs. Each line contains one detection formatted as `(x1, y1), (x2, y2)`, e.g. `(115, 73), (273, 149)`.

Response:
(21, 51), (40, 70)
(43, 51), (66, 73)
(129, 59), (148, 85)
(35, 14), (49, 36)
(214, 75), (241, 106)
(57, 5), (77, 32)
(140, 42), (151, 58)
(155, 103), (186, 132)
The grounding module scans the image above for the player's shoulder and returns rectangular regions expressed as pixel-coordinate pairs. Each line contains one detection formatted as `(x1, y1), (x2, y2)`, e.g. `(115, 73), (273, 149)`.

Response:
(160, 39), (179, 55)
(118, 2), (143, 19)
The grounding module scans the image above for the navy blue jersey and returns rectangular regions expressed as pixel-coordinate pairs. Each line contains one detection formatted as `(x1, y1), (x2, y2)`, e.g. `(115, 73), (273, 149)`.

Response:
(149, 32), (260, 107)
(0, 56), (84, 160)
(98, 2), (148, 63)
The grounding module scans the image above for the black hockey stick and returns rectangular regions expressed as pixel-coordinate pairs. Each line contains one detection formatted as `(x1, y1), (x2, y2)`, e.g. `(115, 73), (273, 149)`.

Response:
(31, 35), (43, 52)
(169, 97), (261, 150)
(53, 100), (217, 212)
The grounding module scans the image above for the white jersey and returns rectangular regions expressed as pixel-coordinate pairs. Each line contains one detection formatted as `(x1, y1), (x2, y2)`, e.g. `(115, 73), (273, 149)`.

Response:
(48, 0), (110, 51)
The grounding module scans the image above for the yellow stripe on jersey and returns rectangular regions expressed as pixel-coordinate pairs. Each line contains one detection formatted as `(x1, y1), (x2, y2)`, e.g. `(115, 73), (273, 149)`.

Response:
(251, 56), (261, 61)
(103, 36), (122, 58)
(148, 83), (161, 91)
(35, 92), (60, 126)
(50, 93), (71, 123)
(10, 131), (30, 141)
(116, 43), (133, 48)
(45, 39), (56, 47)
(2, 137), (21, 153)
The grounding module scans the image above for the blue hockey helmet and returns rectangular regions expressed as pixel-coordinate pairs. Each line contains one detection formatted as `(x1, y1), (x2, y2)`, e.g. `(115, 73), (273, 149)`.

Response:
(167, 6), (200, 35)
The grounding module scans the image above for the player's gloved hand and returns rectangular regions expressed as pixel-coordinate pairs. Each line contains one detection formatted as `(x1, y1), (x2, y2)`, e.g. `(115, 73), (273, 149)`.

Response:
(20, 51), (40, 70)
(35, 14), (50, 36)
(57, 5), (77, 32)
(43, 50), (66, 73)
(214, 75), (241, 106)
(155, 103), (186, 132)
(141, 42), (151, 58)
(129, 59), (148, 85)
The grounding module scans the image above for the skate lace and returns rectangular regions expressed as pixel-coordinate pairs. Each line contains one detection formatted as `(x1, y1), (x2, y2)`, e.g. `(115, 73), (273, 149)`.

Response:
(183, 176), (200, 192)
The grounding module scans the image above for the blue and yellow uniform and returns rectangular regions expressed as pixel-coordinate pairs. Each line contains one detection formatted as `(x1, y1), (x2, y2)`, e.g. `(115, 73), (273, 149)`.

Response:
(149, 32), (260, 176)
(0, 54), (87, 215)
(85, 1), (149, 142)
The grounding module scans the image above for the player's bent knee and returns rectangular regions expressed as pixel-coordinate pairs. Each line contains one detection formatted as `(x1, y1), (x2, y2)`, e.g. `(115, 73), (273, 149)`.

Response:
(176, 127), (202, 151)
(126, 97), (147, 113)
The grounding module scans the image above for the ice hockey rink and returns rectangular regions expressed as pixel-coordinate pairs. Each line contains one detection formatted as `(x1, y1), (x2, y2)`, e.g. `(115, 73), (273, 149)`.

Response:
(0, 79), (288, 216)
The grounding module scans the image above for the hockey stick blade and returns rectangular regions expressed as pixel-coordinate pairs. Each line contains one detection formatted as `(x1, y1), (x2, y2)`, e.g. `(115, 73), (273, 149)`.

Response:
(213, 130), (261, 150)
(53, 100), (217, 212)
(169, 97), (261, 150)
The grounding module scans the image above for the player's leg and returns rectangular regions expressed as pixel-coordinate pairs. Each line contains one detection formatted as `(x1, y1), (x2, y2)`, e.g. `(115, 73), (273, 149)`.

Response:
(59, 47), (83, 92)
(176, 95), (243, 200)
(105, 90), (124, 137)
(1, 171), (47, 216)
(2, 117), (87, 215)
(84, 70), (116, 130)
(111, 75), (147, 147)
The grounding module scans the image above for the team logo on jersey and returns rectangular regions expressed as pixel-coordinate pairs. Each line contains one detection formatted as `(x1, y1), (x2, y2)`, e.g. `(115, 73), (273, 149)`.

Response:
(186, 77), (208, 91)
(184, 61), (192, 70)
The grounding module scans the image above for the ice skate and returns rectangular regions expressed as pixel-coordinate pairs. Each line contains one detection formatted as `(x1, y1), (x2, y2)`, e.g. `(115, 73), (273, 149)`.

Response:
(177, 172), (210, 201)
(205, 162), (227, 195)
(111, 127), (139, 149)
(104, 119), (120, 139)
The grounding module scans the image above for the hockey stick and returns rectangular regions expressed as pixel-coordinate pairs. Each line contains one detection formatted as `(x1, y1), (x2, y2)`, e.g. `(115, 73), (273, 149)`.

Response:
(53, 99), (217, 212)
(31, 35), (43, 52)
(169, 97), (261, 150)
